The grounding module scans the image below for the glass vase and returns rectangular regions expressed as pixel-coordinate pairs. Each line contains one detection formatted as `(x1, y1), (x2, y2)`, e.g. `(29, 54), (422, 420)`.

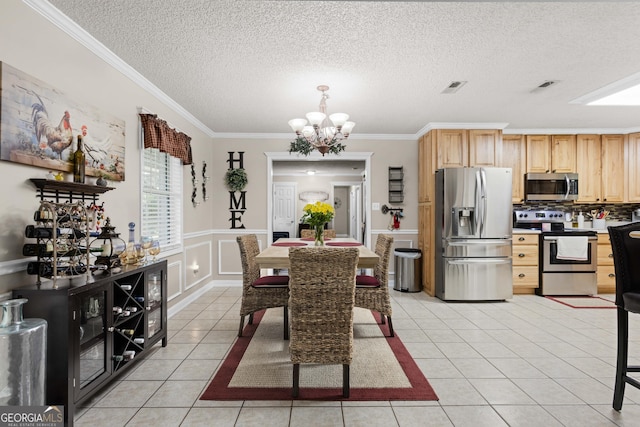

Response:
(0, 298), (47, 405)
(314, 224), (325, 246)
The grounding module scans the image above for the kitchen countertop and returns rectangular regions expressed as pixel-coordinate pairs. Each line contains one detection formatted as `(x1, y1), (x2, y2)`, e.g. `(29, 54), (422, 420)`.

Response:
(513, 221), (632, 235)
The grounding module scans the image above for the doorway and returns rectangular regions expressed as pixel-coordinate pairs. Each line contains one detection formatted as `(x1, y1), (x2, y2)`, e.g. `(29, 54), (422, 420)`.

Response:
(331, 182), (363, 241)
(265, 152), (373, 246)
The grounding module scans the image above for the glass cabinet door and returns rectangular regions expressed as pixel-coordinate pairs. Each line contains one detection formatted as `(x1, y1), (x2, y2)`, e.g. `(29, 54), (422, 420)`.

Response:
(75, 284), (110, 400)
(146, 268), (165, 344)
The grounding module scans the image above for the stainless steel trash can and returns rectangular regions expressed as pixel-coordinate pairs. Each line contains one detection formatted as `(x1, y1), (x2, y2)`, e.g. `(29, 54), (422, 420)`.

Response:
(394, 248), (422, 292)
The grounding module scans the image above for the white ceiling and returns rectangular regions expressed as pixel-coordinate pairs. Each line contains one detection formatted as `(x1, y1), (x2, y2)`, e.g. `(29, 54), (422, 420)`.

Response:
(45, 0), (640, 137)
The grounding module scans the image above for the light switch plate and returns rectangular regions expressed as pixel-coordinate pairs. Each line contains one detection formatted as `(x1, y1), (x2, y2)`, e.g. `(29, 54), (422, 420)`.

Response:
(372, 202), (380, 211)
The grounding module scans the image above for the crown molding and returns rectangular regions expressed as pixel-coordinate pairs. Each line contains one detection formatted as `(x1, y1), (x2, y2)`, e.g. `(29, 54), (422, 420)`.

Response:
(23, 1), (640, 142)
(503, 127), (640, 135)
(23, 0), (216, 138)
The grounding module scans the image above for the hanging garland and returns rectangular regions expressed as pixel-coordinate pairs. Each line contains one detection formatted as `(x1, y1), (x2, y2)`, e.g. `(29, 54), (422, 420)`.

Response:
(225, 167), (248, 192)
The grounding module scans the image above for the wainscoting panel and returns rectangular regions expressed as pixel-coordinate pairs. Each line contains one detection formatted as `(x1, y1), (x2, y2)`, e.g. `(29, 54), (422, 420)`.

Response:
(167, 260), (183, 302)
(184, 241), (212, 291)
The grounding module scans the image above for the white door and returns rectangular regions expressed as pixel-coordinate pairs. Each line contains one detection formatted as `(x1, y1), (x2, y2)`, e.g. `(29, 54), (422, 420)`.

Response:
(273, 183), (296, 239)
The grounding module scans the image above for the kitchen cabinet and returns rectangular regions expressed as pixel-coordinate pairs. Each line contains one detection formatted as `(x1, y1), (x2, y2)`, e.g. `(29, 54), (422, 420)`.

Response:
(469, 129), (502, 167)
(526, 135), (576, 173)
(417, 203), (433, 295)
(576, 134), (625, 203)
(601, 134), (626, 203)
(526, 135), (551, 173)
(551, 135), (577, 172)
(628, 133), (640, 202)
(512, 233), (539, 294)
(597, 233), (616, 293)
(500, 134), (526, 203)
(435, 129), (468, 168)
(576, 135), (602, 203)
(13, 261), (167, 426)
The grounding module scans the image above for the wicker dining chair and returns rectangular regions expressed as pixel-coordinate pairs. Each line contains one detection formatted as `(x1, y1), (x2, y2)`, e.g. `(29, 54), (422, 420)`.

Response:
(300, 229), (337, 239)
(288, 247), (359, 398)
(608, 223), (640, 411)
(354, 234), (394, 337)
(236, 234), (290, 339)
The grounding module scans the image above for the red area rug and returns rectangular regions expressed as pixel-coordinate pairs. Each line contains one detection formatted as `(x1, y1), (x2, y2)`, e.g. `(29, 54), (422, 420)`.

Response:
(545, 296), (616, 309)
(200, 309), (438, 401)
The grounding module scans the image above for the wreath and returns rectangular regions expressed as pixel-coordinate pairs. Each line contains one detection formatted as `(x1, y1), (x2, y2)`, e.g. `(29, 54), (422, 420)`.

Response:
(225, 168), (248, 192)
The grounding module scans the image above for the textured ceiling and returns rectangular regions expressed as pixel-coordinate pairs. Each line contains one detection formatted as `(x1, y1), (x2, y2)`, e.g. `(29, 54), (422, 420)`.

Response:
(47, 0), (640, 136)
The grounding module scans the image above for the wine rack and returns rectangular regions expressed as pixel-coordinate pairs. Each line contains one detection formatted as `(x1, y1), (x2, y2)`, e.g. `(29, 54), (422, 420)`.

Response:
(14, 261), (167, 427)
(25, 200), (90, 284)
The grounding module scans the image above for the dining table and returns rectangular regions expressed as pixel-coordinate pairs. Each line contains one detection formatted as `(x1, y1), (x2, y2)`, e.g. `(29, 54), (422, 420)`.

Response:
(255, 237), (379, 269)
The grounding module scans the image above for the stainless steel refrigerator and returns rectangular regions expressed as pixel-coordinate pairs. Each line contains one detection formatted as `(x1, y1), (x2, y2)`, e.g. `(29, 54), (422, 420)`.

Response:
(435, 167), (513, 301)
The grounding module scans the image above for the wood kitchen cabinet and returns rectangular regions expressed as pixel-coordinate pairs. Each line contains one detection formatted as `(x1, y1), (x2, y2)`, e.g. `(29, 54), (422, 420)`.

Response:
(526, 135), (551, 173)
(418, 133), (434, 203)
(500, 134), (526, 203)
(601, 134), (625, 203)
(512, 233), (539, 294)
(526, 134), (576, 173)
(576, 134), (625, 203)
(551, 135), (577, 172)
(597, 233), (616, 293)
(418, 203), (433, 295)
(627, 132), (640, 202)
(468, 129), (502, 167)
(435, 129), (468, 168)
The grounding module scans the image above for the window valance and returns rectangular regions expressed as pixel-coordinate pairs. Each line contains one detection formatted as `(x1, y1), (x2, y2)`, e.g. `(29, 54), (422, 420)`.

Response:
(139, 113), (193, 165)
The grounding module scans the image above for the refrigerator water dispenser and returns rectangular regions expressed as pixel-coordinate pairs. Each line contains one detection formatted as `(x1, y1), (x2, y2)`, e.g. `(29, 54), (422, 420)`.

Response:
(452, 207), (475, 237)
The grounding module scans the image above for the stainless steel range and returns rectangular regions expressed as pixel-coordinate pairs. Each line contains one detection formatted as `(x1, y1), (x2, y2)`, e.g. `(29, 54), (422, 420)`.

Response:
(514, 209), (597, 296)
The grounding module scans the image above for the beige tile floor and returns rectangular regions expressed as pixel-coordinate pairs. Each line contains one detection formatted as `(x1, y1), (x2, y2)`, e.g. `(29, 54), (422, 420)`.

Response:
(74, 287), (640, 426)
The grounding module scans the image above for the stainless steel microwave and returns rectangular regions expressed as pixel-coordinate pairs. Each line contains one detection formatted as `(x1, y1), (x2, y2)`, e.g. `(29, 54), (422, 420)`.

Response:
(525, 173), (579, 201)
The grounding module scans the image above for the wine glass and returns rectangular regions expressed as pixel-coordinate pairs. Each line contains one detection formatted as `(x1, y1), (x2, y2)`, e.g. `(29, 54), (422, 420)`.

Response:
(140, 236), (152, 263)
(148, 239), (161, 262)
(134, 244), (145, 265)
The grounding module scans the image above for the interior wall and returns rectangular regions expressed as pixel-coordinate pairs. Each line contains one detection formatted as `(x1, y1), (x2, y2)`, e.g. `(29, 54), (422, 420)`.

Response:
(0, 1), (215, 300)
(0, 1), (419, 295)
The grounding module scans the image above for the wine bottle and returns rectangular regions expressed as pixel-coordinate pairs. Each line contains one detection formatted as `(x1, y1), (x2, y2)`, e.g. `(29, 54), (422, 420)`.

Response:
(133, 337), (144, 345)
(25, 225), (59, 238)
(112, 355), (124, 362)
(123, 350), (135, 361)
(26, 262), (87, 277)
(112, 306), (123, 314)
(125, 306), (138, 313)
(22, 243), (54, 257)
(120, 284), (132, 291)
(116, 328), (135, 336)
(73, 135), (86, 184)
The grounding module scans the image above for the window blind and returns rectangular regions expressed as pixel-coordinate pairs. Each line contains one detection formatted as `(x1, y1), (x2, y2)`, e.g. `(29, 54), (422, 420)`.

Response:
(142, 147), (182, 253)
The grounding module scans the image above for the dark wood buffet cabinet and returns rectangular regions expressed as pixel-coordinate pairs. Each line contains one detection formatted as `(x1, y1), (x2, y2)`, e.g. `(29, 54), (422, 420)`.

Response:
(13, 261), (167, 426)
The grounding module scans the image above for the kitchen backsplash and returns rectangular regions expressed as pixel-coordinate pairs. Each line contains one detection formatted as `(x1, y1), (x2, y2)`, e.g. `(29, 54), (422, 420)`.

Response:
(514, 202), (640, 222)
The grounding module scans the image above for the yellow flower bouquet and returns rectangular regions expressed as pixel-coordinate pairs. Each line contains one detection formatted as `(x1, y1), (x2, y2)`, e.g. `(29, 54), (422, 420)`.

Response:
(301, 201), (335, 245)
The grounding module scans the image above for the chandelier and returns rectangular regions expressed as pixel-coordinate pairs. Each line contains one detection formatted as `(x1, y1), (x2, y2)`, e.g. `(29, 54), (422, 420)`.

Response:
(288, 85), (355, 156)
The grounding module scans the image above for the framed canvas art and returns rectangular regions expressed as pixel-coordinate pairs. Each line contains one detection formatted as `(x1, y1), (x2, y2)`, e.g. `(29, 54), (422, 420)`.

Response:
(0, 62), (126, 181)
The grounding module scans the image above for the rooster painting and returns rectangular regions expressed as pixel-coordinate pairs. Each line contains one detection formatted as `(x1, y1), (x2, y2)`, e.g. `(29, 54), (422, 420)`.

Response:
(31, 93), (73, 160)
(1, 62), (126, 180)
(81, 125), (112, 168)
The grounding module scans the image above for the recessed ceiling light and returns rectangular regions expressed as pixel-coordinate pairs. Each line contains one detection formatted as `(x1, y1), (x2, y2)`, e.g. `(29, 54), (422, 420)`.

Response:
(307, 170), (316, 175)
(571, 71), (640, 106)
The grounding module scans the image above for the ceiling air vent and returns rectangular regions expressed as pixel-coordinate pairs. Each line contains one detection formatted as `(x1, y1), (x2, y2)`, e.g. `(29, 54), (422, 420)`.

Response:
(531, 80), (559, 93)
(441, 81), (467, 94)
